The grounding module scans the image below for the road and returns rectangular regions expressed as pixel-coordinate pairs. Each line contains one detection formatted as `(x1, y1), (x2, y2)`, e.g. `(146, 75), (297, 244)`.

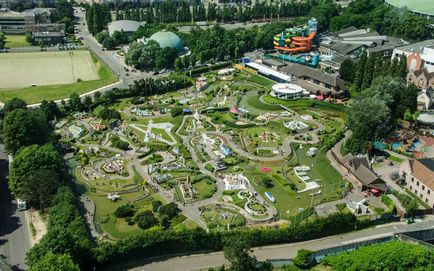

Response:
(0, 145), (32, 271)
(74, 8), (168, 89)
(127, 219), (434, 271)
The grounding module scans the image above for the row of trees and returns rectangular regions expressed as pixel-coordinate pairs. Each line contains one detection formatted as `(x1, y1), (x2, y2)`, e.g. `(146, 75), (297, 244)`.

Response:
(322, 241), (434, 271)
(346, 76), (418, 153)
(0, 98), (93, 270)
(339, 51), (407, 91)
(330, 0), (433, 41)
(0, 32), (5, 49)
(85, 3), (111, 35)
(125, 40), (178, 71)
(114, 0), (316, 24)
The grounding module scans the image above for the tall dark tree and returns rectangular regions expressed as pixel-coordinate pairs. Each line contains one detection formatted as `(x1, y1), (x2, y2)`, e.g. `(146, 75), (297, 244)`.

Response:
(8, 144), (64, 210)
(354, 50), (367, 90)
(2, 97), (27, 115)
(339, 59), (356, 82)
(2, 109), (49, 154)
(56, 0), (74, 20)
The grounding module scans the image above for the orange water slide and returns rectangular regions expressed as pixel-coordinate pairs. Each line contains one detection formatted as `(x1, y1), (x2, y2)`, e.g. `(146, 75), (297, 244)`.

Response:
(275, 31), (315, 53)
(274, 46), (310, 52)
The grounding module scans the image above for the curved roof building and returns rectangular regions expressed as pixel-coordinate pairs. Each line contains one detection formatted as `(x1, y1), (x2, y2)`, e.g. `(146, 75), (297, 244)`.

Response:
(271, 83), (307, 100)
(108, 20), (142, 36)
(149, 30), (184, 53)
(386, 0), (434, 17)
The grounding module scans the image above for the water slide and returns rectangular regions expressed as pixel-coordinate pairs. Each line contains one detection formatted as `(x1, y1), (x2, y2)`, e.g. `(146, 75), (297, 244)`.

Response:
(274, 31), (316, 53)
(273, 18), (317, 53)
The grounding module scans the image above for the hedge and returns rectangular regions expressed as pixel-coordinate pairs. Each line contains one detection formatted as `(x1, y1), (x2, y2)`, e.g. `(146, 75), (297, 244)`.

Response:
(93, 213), (358, 268)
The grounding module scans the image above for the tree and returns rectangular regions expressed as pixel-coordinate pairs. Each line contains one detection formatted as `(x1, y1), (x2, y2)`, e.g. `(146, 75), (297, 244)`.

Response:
(59, 17), (74, 34)
(339, 59), (356, 82)
(68, 93), (83, 112)
(223, 237), (258, 271)
(2, 97), (27, 115)
(0, 31), (5, 49)
(112, 30), (128, 45)
(39, 38), (45, 50)
(292, 249), (313, 269)
(29, 252), (79, 271)
(397, 84), (418, 118)
(114, 204), (135, 218)
(347, 97), (390, 153)
(26, 187), (94, 269)
(8, 144), (64, 210)
(174, 57), (184, 71)
(2, 109), (49, 154)
(152, 200), (162, 212)
(361, 55), (376, 89)
(40, 100), (61, 121)
(155, 47), (178, 69)
(102, 36), (116, 49)
(170, 107), (183, 117)
(354, 50), (367, 90)
(134, 210), (158, 229)
(56, 0), (74, 20)
(157, 202), (179, 219)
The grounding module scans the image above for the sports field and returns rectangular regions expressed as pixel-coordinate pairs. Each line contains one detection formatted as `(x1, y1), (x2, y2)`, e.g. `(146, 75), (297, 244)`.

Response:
(0, 51), (99, 89)
(386, 0), (434, 16)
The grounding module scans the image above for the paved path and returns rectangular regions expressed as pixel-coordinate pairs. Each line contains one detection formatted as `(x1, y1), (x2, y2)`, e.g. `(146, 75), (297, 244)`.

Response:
(0, 145), (32, 271)
(127, 219), (434, 271)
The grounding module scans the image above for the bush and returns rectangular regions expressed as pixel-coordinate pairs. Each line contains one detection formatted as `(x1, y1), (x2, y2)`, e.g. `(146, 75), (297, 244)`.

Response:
(158, 202), (180, 219)
(134, 210), (158, 229)
(111, 136), (129, 150)
(293, 249), (313, 269)
(336, 203), (346, 211)
(259, 178), (274, 188)
(152, 200), (162, 212)
(114, 204), (135, 218)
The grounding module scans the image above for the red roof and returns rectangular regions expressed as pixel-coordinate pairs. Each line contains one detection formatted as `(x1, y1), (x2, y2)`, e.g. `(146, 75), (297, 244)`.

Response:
(230, 107), (239, 114)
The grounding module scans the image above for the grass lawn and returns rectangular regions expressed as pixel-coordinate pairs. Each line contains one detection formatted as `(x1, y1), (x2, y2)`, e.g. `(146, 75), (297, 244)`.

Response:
(0, 52), (118, 104)
(192, 179), (217, 200)
(5, 35), (31, 48)
(151, 127), (173, 142)
(244, 145), (344, 217)
(238, 91), (281, 115)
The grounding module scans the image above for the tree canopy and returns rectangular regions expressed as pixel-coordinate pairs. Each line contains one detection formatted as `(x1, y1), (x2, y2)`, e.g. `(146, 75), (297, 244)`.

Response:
(29, 252), (79, 271)
(2, 109), (50, 155)
(322, 241), (434, 271)
(8, 144), (64, 210)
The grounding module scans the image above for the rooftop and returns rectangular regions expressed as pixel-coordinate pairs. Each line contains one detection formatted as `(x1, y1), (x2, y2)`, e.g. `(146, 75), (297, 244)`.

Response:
(412, 158), (434, 190)
(280, 63), (346, 90)
(395, 39), (434, 54)
(108, 20), (142, 36)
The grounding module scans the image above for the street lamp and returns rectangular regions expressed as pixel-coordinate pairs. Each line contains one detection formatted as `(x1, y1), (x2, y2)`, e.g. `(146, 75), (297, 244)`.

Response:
(69, 51), (75, 82)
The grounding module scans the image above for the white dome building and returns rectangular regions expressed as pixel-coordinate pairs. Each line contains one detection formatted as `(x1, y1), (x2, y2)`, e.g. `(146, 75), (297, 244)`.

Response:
(271, 83), (307, 100)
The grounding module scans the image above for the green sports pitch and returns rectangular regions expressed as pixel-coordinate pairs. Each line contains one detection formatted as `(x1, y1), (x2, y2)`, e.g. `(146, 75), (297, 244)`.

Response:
(386, 0), (434, 16)
(0, 51), (99, 89)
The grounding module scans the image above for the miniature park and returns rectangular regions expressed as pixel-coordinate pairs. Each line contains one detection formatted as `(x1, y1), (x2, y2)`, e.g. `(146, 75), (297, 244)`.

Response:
(41, 17), (431, 241)
(54, 18), (434, 240)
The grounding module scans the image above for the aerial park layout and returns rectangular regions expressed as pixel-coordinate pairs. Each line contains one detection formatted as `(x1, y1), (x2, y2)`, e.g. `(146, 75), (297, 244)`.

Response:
(270, 18), (320, 67)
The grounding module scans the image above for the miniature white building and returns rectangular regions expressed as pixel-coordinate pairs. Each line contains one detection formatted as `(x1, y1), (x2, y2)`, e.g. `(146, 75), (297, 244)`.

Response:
(223, 174), (249, 190)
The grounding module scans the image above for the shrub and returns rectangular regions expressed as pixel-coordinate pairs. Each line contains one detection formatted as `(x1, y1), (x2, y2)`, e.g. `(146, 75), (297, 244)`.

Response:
(158, 202), (180, 219)
(336, 203), (346, 211)
(293, 249), (313, 269)
(152, 200), (162, 212)
(114, 205), (135, 218)
(134, 210), (158, 229)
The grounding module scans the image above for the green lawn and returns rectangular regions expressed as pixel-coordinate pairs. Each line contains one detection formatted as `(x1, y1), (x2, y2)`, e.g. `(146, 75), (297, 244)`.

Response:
(244, 144), (344, 217)
(151, 127), (173, 142)
(0, 53), (118, 104)
(5, 35), (31, 48)
(192, 179), (217, 200)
